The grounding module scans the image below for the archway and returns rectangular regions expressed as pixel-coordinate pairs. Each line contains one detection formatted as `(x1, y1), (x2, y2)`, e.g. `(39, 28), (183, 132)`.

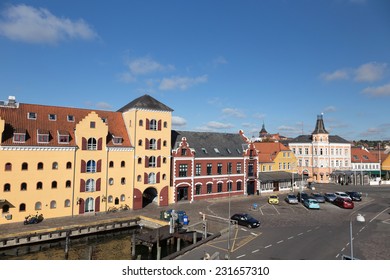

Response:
(142, 187), (158, 208)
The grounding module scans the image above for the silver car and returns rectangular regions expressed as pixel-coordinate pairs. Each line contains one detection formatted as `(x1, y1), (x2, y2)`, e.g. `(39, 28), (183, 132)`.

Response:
(285, 194), (298, 204)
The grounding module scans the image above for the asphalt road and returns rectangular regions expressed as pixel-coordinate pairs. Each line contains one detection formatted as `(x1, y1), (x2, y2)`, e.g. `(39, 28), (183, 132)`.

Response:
(177, 184), (390, 260)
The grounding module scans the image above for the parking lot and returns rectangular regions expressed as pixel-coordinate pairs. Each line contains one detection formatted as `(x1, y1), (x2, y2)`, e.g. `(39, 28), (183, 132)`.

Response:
(177, 184), (390, 260)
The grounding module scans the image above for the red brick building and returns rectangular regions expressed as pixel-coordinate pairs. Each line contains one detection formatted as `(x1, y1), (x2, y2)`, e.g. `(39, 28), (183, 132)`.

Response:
(171, 130), (258, 202)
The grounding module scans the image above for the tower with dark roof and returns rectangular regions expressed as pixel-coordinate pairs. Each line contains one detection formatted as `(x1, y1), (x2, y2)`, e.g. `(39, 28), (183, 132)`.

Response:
(312, 114), (328, 135)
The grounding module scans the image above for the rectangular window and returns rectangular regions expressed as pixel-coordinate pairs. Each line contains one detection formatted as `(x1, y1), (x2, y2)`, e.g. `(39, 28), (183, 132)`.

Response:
(90, 121), (96, 128)
(67, 115), (74, 122)
(181, 148), (187, 156)
(207, 184), (212, 194)
(59, 135), (70, 144)
(195, 185), (201, 195)
(227, 162), (232, 174)
(207, 163), (212, 175)
(217, 183), (222, 192)
(217, 163), (222, 175)
(236, 162), (242, 174)
(113, 137), (123, 145)
(48, 114), (56, 121)
(13, 133), (26, 143)
(28, 112), (37, 120)
(196, 164), (201, 176)
(237, 181), (242, 191)
(38, 134), (49, 143)
(179, 164), (187, 177)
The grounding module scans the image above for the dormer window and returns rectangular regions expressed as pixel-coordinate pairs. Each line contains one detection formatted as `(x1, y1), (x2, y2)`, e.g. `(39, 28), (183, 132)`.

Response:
(101, 117), (107, 123)
(28, 112), (37, 120)
(13, 129), (26, 143)
(48, 114), (56, 121)
(112, 136), (123, 145)
(37, 129), (49, 143)
(58, 130), (70, 144)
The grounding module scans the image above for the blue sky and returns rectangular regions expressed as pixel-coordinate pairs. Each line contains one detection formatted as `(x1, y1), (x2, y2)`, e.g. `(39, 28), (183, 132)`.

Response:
(0, 0), (389, 141)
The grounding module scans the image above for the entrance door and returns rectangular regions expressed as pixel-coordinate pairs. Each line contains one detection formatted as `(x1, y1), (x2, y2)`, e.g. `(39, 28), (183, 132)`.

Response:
(247, 181), (255, 195)
(177, 187), (188, 201)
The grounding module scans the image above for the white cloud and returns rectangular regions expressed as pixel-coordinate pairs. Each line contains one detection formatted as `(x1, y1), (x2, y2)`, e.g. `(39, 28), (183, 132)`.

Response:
(159, 75), (208, 91)
(362, 83), (390, 97)
(222, 108), (246, 118)
(212, 56), (228, 67)
(354, 62), (387, 82)
(172, 116), (187, 127)
(127, 56), (174, 75)
(323, 106), (337, 113)
(118, 72), (137, 83)
(197, 121), (234, 131)
(0, 4), (97, 44)
(320, 62), (388, 83)
(320, 69), (349, 81)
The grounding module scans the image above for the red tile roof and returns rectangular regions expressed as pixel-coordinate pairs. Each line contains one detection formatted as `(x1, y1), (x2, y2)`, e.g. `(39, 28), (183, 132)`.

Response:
(0, 103), (132, 147)
(254, 142), (291, 163)
(351, 147), (379, 163)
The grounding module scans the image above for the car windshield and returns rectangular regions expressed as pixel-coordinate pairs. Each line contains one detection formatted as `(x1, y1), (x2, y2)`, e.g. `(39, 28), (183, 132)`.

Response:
(288, 195), (296, 198)
(327, 193), (336, 197)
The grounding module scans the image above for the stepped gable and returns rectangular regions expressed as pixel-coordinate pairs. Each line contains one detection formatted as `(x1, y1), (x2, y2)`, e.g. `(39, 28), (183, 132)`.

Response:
(0, 103), (131, 147)
(171, 130), (248, 158)
(117, 94), (173, 112)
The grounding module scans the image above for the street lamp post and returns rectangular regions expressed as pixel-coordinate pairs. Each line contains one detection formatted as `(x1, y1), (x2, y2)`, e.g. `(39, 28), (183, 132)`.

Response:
(350, 214), (365, 260)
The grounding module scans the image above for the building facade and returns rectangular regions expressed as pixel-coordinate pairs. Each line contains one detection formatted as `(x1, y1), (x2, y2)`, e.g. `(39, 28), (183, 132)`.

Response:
(287, 115), (352, 184)
(0, 95), (173, 224)
(171, 130), (258, 202)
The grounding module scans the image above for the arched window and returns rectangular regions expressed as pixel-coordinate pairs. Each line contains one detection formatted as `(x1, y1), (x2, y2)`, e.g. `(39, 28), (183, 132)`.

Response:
(149, 139), (157, 150)
(162, 174), (166, 180)
(35, 202), (42, 210)
(51, 181), (57, 189)
(65, 180), (71, 188)
(163, 157), (167, 164)
(86, 160), (96, 173)
(137, 175), (141, 182)
(52, 162), (58, 169)
(50, 200), (57, 209)
(138, 158), (142, 164)
(138, 139), (142, 146)
(109, 178), (114, 185)
(108, 195), (113, 203)
(121, 177), (126, 185)
(120, 194), (125, 201)
(5, 163), (12, 171)
(115, 197), (119, 205)
(164, 121), (168, 128)
(148, 173), (156, 184)
(163, 140), (167, 147)
(121, 161), (125, 167)
(86, 179), (95, 192)
(21, 182), (27, 191)
(139, 120), (143, 126)
(66, 162), (72, 169)
(109, 161), (114, 168)
(149, 156), (156, 167)
(19, 203), (26, 212)
(87, 138), (97, 150)
(22, 162), (28, 170)
(64, 199), (71, 207)
(84, 197), (95, 212)
(37, 162), (43, 170)
(149, 119), (157, 130)
(4, 183), (11, 192)
(36, 182), (43, 190)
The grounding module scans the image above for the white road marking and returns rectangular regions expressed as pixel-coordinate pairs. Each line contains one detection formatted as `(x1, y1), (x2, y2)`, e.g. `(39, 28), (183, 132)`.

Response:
(288, 236), (294, 240)
(298, 232), (303, 236)
(265, 245), (272, 248)
(252, 249), (260, 253)
(237, 254), (246, 259)
(277, 240), (284, 244)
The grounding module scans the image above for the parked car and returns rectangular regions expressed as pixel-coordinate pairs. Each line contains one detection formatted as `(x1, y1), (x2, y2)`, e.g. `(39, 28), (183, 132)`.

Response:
(268, 195), (279, 205)
(297, 191), (309, 203)
(324, 192), (337, 202)
(230, 213), (260, 228)
(334, 197), (354, 209)
(311, 192), (325, 203)
(285, 194), (298, 204)
(335, 192), (350, 199)
(304, 198), (320, 210)
(346, 191), (362, 201)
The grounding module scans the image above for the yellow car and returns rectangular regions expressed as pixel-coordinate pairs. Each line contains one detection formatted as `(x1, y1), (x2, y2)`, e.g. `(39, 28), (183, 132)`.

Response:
(268, 195), (279, 205)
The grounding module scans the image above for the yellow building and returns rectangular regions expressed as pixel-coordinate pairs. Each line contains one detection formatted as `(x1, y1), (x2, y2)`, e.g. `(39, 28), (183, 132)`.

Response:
(254, 141), (297, 173)
(0, 95), (172, 224)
